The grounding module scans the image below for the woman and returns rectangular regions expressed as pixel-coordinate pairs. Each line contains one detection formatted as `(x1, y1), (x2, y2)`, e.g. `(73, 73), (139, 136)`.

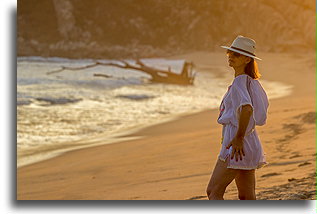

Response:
(206, 35), (269, 200)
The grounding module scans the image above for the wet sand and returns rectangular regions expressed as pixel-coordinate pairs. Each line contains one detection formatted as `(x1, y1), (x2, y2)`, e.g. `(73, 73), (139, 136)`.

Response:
(17, 52), (316, 200)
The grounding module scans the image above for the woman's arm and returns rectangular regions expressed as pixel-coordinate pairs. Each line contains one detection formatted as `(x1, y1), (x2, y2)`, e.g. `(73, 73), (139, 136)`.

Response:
(236, 104), (253, 138)
(226, 104), (253, 161)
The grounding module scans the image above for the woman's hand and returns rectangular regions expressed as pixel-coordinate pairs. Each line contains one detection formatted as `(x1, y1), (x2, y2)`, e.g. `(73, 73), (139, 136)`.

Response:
(226, 136), (245, 161)
(227, 105), (252, 161)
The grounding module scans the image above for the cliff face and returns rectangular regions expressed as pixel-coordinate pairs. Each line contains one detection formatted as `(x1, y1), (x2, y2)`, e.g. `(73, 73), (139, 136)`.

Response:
(18, 0), (315, 59)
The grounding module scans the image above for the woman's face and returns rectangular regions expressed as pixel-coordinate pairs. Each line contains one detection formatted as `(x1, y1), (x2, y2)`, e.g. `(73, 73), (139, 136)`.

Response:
(226, 50), (251, 68)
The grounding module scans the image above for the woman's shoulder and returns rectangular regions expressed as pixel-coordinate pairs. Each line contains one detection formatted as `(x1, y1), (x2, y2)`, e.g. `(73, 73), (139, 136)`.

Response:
(233, 74), (261, 86)
(231, 75), (266, 96)
(232, 74), (249, 88)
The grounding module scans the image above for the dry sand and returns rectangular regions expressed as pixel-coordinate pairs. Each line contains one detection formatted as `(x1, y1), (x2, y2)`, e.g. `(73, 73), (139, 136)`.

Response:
(17, 51), (316, 200)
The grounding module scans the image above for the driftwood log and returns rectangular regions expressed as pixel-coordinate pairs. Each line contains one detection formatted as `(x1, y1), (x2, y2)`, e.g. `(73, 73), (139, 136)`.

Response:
(47, 59), (196, 85)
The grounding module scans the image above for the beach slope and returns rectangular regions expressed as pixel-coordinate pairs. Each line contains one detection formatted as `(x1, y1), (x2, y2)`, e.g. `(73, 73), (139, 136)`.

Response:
(17, 52), (315, 200)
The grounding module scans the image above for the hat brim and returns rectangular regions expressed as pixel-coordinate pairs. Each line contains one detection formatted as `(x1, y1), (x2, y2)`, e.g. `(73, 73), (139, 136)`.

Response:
(221, 46), (262, 60)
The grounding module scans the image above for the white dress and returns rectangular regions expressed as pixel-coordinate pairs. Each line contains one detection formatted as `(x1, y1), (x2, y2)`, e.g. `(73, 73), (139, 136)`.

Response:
(217, 74), (269, 170)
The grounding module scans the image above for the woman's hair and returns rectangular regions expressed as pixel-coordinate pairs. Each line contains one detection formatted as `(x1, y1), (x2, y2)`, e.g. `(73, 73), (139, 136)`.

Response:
(244, 58), (261, 79)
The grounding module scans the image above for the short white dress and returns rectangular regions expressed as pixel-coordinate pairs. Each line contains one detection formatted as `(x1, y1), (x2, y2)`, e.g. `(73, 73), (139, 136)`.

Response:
(217, 74), (269, 170)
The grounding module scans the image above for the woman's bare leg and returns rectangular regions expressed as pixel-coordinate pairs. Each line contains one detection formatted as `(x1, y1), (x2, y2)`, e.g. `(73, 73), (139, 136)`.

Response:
(206, 158), (238, 200)
(234, 169), (256, 200)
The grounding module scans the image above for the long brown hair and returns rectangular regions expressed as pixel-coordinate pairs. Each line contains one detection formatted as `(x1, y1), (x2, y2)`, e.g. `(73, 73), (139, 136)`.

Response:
(245, 58), (261, 79)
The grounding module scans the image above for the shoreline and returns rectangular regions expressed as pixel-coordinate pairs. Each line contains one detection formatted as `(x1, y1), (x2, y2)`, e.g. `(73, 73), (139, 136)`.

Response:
(17, 52), (315, 200)
(17, 109), (212, 168)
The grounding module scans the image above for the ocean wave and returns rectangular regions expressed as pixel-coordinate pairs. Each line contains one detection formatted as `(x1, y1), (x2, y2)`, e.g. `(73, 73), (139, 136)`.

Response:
(34, 97), (83, 106)
(115, 94), (156, 101)
(17, 97), (83, 106)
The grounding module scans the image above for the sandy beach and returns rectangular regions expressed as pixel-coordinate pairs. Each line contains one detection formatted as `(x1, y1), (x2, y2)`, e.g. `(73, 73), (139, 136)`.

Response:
(17, 51), (316, 200)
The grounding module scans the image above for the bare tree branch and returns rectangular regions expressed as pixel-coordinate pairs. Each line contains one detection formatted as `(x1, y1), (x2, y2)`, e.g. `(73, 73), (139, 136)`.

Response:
(47, 59), (196, 85)
(46, 62), (102, 75)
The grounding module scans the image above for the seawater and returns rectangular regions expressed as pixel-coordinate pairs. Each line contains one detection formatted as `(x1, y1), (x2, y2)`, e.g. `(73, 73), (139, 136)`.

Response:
(17, 57), (293, 167)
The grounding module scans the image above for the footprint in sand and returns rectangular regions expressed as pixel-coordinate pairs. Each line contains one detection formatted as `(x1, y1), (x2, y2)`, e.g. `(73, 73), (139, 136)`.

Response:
(261, 172), (281, 178)
(286, 192), (315, 200)
(289, 154), (302, 159)
(277, 123), (304, 144)
(298, 161), (311, 167)
(186, 195), (207, 200)
(282, 123), (304, 136)
(279, 112), (316, 144)
(294, 111), (316, 124)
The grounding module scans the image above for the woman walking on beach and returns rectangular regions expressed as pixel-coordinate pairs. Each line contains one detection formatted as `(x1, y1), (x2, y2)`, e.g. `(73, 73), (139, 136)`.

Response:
(206, 36), (269, 200)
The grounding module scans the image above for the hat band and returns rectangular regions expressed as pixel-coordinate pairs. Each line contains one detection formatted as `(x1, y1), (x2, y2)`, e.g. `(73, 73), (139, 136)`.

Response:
(231, 46), (255, 56)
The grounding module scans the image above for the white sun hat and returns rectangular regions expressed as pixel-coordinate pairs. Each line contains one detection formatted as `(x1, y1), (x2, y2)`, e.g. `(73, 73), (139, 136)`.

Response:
(221, 35), (262, 60)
